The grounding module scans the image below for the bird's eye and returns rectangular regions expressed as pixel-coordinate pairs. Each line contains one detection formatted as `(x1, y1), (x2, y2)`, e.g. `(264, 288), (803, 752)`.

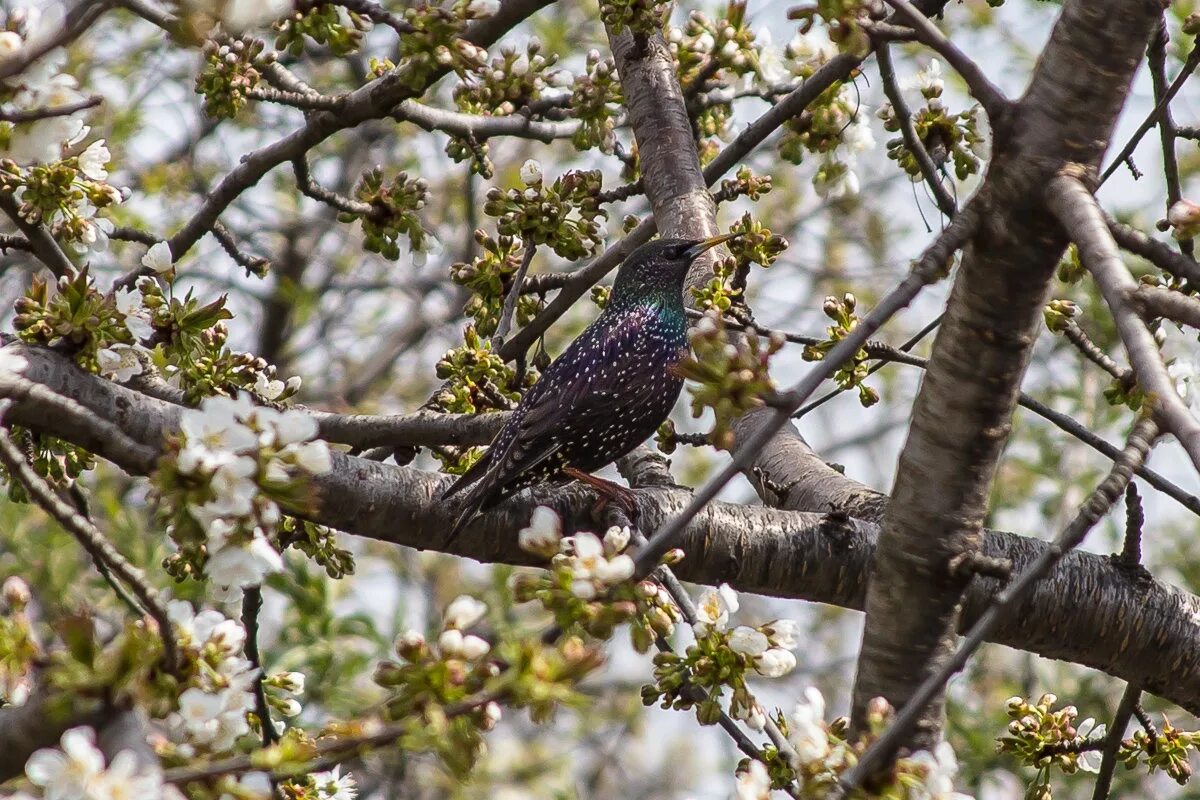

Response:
(670, 244), (690, 260)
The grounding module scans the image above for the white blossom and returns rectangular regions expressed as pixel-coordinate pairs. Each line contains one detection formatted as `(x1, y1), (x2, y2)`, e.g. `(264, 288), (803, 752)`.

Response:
(728, 626), (770, 657)
(755, 647), (797, 678)
(519, 158), (543, 186)
(764, 619), (801, 650)
(565, 531), (636, 594)
(694, 583), (738, 634)
(1075, 718), (1107, 774)
(444, 595), (488, 629)
(911, 59), (944, 95)
(311, 765), (358, 800)
(438, 627), (465, 657)
(909, 741), (974, 800)
(603, 524), (630, 554)
(141, 241), (174, 274)
(114, 287), (154, 341)
(787, 686), (831, 767)
(77, 138), (110, 180)
(735, 760), (771, 800)
(25, 726), (105, 800)
(518, 505), (562, 554)
(460, 634), (491, 660)
(254, 372), (286, 400)
(97, 344), (143, 383)
(206, 532), (284, 602)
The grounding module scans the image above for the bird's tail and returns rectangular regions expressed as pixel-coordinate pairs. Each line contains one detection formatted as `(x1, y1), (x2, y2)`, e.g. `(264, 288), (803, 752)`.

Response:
(443, 480), (489, 547)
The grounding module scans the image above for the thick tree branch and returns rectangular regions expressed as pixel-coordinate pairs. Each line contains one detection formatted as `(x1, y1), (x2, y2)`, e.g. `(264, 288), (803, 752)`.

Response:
(842, 416), (1157, 792)
(6, 345), (1200, 722)
(851, 0), (1160, 750)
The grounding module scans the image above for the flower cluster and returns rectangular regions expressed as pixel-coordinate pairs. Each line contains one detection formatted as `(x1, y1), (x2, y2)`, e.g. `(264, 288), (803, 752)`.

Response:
(432, 324), (533, 416)
(599, 0), (669, 37)
(372, 597), (502, 775)
(454, 37), (565, 116)
(879, 60), (986, 183)
(390, 1), (491, 90)
(645, 583), (799, 728)
(483, 165), (607, 260)
(14, 268), (142, 380)
(18, 727), (183, 800)
(196, 37), (268, 120)
(341, 167), (431, 261)
(802, 292), (878, 407)
(165, 600), (259, 753)
(996, 694), (1107, 796)
(154, 394), (333, 601)
(675, 311), (784, 449)
(274, 4), (371, 57)
(511, 506), (679, 651)
(772, 688), (974, 799)
(0, 10), (128, 255)
(777, 30), (874, 199)
(998, 695), (1108, 786)
(788, 0), (875, 54)
(671, 3), (761, 83)
(568, 49), (622, 152)
(451, 231), (541, 336)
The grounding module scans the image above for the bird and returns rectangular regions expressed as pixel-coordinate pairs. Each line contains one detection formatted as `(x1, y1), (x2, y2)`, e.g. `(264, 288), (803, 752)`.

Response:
(441, 233), (737, 542)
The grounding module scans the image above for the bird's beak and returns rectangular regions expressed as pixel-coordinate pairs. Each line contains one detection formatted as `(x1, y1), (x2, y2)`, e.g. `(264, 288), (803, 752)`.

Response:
(684, 232), (739, 261)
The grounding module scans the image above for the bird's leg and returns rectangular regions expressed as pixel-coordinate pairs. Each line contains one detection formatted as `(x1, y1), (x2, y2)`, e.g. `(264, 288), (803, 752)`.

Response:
(562, 467), (640, 524)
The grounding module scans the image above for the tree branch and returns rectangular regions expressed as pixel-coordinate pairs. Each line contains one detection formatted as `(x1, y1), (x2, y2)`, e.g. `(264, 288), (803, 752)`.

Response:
(879, 0), (1010, 118)
(851, 0), (1160, 752)
(6, 345), (1200, 720)
(1047, 172), (1200, 473)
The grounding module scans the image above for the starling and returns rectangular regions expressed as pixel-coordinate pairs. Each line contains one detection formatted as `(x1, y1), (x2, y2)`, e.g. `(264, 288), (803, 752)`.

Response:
(442, 233), (737, 540)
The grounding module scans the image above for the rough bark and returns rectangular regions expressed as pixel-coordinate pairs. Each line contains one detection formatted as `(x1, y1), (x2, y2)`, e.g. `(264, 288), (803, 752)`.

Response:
(6, 345), (1200, 722)
(605, 27), (721, 291)
(851, 0), (1163, 747)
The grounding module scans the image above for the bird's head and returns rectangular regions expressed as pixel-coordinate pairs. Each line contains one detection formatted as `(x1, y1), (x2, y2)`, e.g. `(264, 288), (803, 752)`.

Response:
(611, 233), (738, 304)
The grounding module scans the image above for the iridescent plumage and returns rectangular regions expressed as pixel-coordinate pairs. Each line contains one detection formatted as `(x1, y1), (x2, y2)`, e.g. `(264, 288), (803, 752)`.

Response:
(442, 235), (735, 540)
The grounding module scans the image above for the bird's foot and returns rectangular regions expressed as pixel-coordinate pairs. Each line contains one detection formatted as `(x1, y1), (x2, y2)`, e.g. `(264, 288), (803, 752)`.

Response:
(563, 467), (640, 526)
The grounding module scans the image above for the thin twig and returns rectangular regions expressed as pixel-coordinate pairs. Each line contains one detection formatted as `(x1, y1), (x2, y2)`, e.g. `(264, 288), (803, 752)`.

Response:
(212, 220), (270, 276)
(1061, 319), (1132, 383)
(877, 44), (956, 217)
(1048, 173), (1200, 473)
(1099, 42), (1200, 186)
(1146, 19), (1192, 257)
(493, 241), (535, 346)
(241, 587), (279, 746)
(1090, 684), (1141, 800)
(879, 0), (1009, 118)
(839, 415), (1158, 795)
(0, 401), (179, 674)
(0, 95), (103, 124)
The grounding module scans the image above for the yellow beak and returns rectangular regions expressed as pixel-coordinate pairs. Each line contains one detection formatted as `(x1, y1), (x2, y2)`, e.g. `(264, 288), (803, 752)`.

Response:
(684, 232), (739, 261)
